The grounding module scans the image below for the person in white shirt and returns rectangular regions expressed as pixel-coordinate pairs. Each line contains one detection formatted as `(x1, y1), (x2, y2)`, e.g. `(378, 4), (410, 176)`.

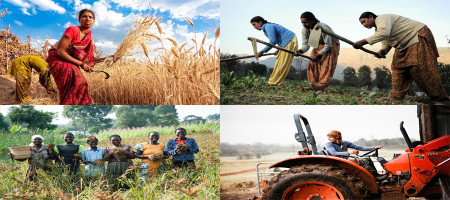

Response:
(353, 12), (448, 103)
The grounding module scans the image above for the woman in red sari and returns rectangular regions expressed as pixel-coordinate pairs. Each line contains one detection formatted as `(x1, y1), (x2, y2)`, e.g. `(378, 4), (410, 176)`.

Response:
(47, 9), (104, 105)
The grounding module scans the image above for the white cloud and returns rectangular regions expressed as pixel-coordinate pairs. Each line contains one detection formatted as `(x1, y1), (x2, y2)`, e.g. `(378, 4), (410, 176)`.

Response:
(94, 41), (117, 55)
(5, 0), (31, 8)
(95, 40), (119, 50)
(48, 39), (59, 45)
(63, 22), (73, 28)
(13, 20), (23, 26)
(110, 0), (149, 11)
(173, 23), (219, 52)
(5, 0), (66, 15)
(20, 7), (31, 15)
(152, 0), (219, 19)
(32, 0), (66, 14)
(74, 0), (82, 7)
(74, 0), (139, 30)
(31, 38), (58, 49)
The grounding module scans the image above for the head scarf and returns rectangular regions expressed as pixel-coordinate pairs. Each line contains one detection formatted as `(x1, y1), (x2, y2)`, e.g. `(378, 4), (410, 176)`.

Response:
(327, 130), (343, 149)
(87, 136), (98, 143)
(29, 135), (44, 146)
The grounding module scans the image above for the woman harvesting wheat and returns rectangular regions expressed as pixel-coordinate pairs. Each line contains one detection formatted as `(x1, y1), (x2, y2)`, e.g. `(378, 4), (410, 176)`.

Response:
(46, 9), (107, 105)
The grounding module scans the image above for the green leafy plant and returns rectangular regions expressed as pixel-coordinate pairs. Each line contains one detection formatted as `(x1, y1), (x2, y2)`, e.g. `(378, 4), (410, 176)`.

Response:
(220, 72), (236, 86)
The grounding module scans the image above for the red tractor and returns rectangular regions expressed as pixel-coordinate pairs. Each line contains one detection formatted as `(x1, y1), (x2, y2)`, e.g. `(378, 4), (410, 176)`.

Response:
(258, 105), (450, 200)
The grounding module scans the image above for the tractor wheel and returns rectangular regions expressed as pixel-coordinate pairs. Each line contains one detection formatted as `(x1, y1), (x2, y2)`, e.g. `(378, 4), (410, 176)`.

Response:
(261, 164), (367, 200)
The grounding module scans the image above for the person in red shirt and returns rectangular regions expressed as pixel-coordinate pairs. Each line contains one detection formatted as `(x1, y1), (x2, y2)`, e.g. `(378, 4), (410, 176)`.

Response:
(46, 9), (108, 105)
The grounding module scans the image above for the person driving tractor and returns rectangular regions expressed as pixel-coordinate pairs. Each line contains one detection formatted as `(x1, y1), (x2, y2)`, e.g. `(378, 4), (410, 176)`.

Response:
(325, 130), (387, 181)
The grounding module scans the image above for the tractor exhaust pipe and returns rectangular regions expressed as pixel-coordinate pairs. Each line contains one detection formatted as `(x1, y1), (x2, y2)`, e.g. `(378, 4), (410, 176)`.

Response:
(400, 121), (413, 152)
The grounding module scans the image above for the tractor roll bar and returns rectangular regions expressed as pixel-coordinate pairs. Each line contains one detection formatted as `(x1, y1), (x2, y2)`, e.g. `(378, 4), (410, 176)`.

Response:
(294, 114), (318, 155)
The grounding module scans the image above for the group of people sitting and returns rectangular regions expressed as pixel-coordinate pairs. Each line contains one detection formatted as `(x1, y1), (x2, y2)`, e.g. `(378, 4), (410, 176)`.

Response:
(9, 128), (199, 183)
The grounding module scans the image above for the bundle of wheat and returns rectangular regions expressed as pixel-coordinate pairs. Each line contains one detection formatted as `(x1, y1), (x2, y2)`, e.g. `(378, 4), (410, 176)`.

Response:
(94, 14), (160, 70)
(112, 148), (124, 159)
(176, 143), (188, 153)
(94, 159), (105, 165)
(46, 143), (55, 149)
(150, 153), (165, 163)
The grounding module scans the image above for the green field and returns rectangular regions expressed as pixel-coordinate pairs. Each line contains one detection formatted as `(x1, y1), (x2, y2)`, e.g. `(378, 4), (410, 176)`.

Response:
(0, 122), (220, 199)
(220, 73), (430, 105)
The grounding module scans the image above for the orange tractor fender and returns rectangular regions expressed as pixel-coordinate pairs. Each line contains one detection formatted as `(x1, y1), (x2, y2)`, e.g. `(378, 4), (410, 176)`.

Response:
(268, 155), (380, 194)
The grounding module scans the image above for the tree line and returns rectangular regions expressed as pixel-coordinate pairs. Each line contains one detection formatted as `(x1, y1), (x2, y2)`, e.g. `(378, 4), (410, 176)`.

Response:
(0, 105), (220, 135)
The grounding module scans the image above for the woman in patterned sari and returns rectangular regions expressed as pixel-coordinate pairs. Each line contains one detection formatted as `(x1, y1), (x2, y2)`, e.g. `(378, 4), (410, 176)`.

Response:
(46, 9), (106, 105)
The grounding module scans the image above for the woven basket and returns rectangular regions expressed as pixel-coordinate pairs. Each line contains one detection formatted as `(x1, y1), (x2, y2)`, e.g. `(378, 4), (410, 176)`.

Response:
(9, 146), (31, 159)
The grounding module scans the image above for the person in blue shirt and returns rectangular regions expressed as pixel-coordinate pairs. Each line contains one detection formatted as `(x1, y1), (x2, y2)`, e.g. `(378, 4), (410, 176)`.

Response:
(325, 130), (387, 181)
(81, 136), (106, 176)
(164, 128), (199, 168)
(250, 16), (298, 85)
(325, 130), (382, 157)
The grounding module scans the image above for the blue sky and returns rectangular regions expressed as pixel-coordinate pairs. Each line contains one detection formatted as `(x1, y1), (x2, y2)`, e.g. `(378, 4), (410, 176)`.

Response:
(221, 0), (450, 55)
(1, 0), (219, 56)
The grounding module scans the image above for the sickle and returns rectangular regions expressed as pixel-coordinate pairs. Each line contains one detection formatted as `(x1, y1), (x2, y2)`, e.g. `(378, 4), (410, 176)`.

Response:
(93, 70), (110, 79)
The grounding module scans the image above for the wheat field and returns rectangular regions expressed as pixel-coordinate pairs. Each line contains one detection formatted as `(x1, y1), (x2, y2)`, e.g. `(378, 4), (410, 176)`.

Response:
(0, 2), (220, 105)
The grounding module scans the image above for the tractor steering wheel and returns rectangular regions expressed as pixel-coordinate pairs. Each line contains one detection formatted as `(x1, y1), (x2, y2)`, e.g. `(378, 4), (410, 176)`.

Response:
(359, 148), (378, 157)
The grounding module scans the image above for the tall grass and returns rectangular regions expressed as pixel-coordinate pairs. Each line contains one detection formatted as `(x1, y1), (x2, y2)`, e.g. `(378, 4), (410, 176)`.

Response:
(96, 121), (220, 141)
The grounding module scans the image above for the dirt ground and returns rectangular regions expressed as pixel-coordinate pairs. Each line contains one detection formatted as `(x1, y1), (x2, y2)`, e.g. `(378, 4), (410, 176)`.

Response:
(220, 149), (407, 199)
(220, 152), (296, 199)
(0, 74), (58, 105)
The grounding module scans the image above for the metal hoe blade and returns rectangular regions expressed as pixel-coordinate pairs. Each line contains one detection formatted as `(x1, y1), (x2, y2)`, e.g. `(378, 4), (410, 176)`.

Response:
(250, 37), (259, 62)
